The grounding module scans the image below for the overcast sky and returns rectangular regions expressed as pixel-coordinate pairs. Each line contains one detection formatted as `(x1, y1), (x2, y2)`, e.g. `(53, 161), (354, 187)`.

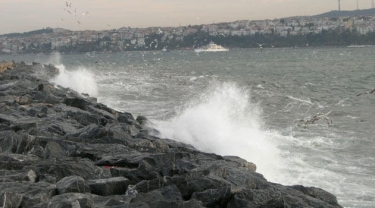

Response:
(0, 0), (372, 34)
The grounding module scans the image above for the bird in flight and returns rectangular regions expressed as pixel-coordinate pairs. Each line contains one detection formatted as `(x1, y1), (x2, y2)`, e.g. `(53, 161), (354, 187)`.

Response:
(357, 88), (375, 96)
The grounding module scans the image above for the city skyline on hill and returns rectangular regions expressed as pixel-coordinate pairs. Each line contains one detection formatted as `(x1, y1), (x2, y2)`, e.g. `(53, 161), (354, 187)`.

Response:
(1, 0), (375, 35)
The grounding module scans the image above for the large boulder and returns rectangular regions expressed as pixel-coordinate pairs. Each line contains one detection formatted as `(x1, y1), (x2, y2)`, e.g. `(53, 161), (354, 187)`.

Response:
(0, 169), (37, 183)
(33, 193), (96, 208)
(56, 176), (91, 194)
(87, 177), (130, 196)
(129, 185), (184, 207)
(0, 182), (57, 207)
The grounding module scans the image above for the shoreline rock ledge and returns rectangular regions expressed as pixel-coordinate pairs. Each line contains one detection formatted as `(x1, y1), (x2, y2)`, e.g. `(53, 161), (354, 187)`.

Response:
(0, 62), (342, 208)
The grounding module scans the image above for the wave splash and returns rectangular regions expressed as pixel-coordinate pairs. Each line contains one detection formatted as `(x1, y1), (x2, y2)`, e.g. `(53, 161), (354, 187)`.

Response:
(153, 82), (284, 179)
(51, 64), (98, 97)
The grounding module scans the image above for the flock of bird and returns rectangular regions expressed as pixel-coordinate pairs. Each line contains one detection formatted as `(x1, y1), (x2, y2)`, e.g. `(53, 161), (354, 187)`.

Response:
(61, 1), (89, 25)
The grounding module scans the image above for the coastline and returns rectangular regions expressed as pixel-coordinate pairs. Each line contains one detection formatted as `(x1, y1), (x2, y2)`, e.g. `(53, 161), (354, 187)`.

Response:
(0, 62), (343, 207)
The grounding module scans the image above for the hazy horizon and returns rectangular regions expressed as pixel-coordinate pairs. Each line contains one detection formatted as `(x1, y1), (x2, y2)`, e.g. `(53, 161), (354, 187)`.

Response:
(0, 0), (373, 35)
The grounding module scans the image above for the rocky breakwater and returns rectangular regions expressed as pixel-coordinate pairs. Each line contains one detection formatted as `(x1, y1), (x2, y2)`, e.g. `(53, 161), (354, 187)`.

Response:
(0, 61), (342, 208)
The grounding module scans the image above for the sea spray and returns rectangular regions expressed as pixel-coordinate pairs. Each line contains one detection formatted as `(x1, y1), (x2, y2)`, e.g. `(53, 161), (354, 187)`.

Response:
(153, 82), (284, 179)
(50, 64), (98, 97)
(47, 52), (62, 66)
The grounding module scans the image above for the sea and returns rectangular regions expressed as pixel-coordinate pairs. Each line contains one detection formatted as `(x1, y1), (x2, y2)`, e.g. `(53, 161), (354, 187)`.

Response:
(2, 47), (374, 208)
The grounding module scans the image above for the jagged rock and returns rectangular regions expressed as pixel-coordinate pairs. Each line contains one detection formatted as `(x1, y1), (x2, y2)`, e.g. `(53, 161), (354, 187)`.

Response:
(10, 117), (40, 133)
(56, 176), (91, 194)
(65, 107), (105, 126)
(224, 155), (257, 172)
(129, 185), (184, 207)
(0, 153), (40, 170)
(17, 94), (33, 105)
(227, 185), (342, 208)
(39, 120), (77, 136)
(0, 169), (37, 183)
(69, 123), (110, 139)
(14, 132), (36, 154)
(92, 195), (129, 207)
(29, 158), (111, 181)
(192, 186), (232, 207)
(135, 115), (148, 126)
(0, 192), (23, 208)
(134, 176), (174, 193)
(63, 97), (93, 110)
(0, 182), (57, 207)
(86, 105), (117, 121)
(87, 177), (130, 196)
(118, 112), (136, 124)
(33, 193), (95, 208)
(71, 143), (137, 162)
(0, 130), (17, 152)
(290, 185), (340, 207)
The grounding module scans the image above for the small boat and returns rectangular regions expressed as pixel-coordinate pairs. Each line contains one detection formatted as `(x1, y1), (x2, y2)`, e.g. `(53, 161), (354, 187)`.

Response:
(194, 41), (229, 52)
(347, 45), (366, 48)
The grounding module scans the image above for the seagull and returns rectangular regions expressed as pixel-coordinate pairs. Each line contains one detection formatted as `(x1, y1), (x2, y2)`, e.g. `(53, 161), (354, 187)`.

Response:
(257, 43), (265, 51)
(357, 88), (375, 96)
(77, 21), (81, 24)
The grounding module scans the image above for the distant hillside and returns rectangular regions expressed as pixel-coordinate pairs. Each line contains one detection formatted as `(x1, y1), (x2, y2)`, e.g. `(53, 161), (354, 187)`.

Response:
(0, 28), (53, 37)
(314, 8), (375, 18)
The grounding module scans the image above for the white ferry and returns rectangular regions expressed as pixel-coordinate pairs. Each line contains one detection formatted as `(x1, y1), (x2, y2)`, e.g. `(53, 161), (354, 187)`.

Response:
(194, 41), (229, 52)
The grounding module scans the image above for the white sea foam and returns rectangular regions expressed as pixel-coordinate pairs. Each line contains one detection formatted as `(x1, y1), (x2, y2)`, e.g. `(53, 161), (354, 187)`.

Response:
(153, 82), (284, 179)
(50, 64), (98, 97)
(287, 95), (314, 105)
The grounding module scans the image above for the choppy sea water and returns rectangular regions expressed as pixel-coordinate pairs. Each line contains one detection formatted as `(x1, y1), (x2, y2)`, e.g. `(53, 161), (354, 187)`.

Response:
(3, 47), (375, 207)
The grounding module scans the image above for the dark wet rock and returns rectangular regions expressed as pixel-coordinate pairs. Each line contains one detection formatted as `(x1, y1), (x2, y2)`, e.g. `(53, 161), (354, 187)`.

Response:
(56, 176), (91, 194)
(192, 186), (232, 207)
(63, 97), (93, 110)
(136, 115), (148, 126)
(0, 192), (23, 208)
(129, 185), (184, 207)
(227, 184), (341, 208)
(117, 112), (136, 124)
(0, 181), (57, 207)
(0, 62), (343, 208)
(87, 177), (130, 196)
(64, 107), (105, 126)
(0, 169), (37, 183)
(87, 105), (117, 121)
(69, 123), (110, 139)
(290, 185), (340, 207)
(29, 157), (111, 181)
(0, 153), (40, 170)
(33, 193), (96, 208)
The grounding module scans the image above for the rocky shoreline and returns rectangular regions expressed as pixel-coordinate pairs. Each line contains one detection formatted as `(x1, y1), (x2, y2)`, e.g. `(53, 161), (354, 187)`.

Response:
(0, 62), (342, 207)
